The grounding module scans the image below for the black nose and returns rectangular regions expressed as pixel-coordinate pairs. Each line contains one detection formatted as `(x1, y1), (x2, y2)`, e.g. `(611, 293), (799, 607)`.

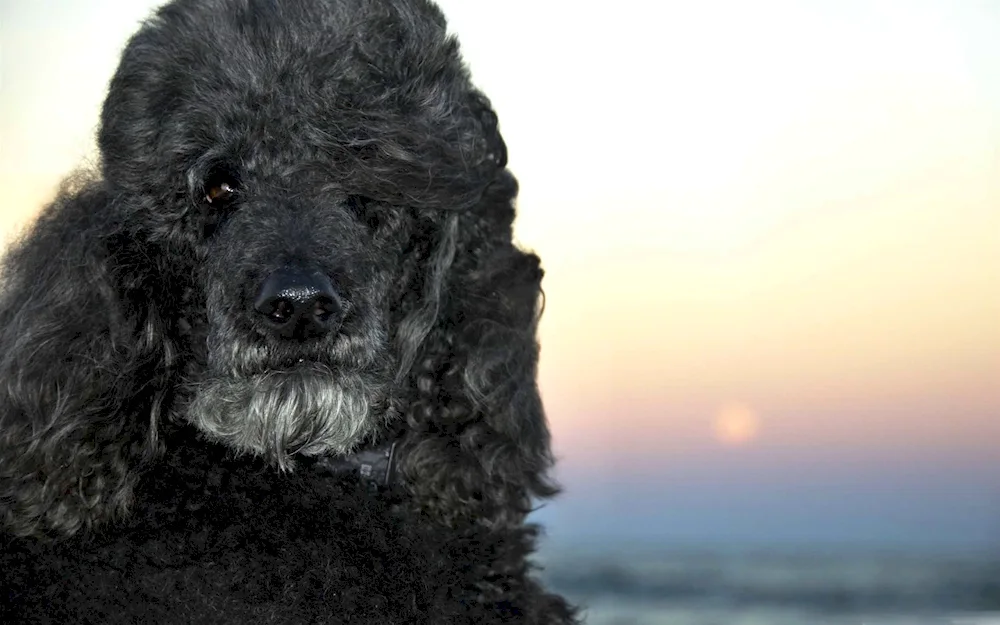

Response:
(253, 267), (344, 339)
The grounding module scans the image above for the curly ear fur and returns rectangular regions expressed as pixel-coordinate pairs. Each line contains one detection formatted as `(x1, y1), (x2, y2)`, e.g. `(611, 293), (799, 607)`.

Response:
(397, 171), (559, 528)
(0, 180), (172, 539)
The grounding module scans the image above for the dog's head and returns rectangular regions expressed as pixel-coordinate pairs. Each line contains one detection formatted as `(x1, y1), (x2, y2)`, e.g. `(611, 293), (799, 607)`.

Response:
(100, 0), (511, 466)
(0, 0), (555, 539)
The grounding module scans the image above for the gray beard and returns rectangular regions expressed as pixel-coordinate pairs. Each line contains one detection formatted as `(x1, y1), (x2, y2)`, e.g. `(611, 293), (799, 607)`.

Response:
(184, 364), (385, 469)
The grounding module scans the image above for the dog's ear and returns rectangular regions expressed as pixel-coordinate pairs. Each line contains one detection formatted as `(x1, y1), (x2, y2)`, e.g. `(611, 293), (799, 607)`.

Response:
(0, 182), (172, 539)
(396, 171), (559, 528)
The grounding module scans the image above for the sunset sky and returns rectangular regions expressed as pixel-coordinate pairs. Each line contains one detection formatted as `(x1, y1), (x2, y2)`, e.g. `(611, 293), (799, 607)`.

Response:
(1, 0), (998, 550)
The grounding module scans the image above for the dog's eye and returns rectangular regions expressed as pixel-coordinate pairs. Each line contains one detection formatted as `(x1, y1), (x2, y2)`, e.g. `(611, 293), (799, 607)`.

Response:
(203, 172), (239, 207)
(200, 168), (242, 238)
(205, 182), (235, 205)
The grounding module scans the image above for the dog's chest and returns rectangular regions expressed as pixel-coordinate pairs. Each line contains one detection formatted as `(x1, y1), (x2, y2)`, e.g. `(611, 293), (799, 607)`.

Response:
(1, 442), (492, 624)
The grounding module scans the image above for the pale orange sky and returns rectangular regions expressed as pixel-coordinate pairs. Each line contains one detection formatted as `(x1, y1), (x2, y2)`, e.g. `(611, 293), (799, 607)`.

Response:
(2, 0), (998, 480)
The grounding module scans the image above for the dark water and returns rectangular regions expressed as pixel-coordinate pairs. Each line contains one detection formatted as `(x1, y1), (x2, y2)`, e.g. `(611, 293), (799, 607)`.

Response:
(536, 544), (1000, 624)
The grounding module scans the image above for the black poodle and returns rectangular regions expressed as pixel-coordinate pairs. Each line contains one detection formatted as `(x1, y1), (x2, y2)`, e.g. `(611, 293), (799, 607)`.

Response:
(0, 0), (575, 622)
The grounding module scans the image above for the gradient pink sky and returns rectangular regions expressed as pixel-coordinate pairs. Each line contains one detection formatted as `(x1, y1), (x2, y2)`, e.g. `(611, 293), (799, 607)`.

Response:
(1, 0), (998, 548)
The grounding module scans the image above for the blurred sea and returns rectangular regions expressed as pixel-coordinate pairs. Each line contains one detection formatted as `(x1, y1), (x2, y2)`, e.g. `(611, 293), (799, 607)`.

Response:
(536, 543), (1000, 625)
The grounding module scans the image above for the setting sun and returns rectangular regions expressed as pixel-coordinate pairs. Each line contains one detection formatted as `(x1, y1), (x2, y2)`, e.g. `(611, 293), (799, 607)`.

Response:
(713, 403), (761, 447)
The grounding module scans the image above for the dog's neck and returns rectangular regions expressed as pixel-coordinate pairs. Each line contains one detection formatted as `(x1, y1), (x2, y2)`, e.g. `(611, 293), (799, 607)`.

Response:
(308, 438), (399, 488)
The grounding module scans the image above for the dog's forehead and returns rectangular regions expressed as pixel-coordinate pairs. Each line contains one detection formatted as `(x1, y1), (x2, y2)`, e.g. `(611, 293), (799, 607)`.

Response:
(153, 0), (452, 84)
(150, 0), (468, 149)
(101, 0), (504, 212)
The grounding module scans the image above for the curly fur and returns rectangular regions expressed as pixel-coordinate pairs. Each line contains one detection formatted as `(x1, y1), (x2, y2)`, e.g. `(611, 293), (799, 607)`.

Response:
(2, 429), (576, 623)
(0, 0), (571, 620)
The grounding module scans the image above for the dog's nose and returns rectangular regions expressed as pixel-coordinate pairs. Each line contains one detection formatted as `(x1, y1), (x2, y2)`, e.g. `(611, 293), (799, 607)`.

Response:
(480, 108), (507, 169)
(253, 267), (344, 340)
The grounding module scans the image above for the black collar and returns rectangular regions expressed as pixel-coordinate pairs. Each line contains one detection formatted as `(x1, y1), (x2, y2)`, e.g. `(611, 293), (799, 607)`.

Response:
(309, 439), (399, 488)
